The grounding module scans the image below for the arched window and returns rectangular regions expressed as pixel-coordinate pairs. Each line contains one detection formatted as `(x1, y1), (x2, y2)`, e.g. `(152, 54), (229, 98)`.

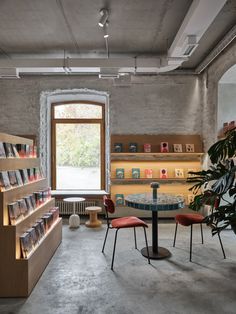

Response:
(51, 101), (105, 190)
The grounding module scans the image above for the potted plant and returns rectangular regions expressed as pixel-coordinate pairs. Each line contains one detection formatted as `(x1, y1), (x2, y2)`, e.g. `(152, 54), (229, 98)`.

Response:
(187, 127), (236, 235)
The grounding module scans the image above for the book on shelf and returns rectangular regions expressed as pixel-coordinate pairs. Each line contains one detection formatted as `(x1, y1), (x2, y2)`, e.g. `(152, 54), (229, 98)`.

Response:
(187, 168), (197, 178)
(20, 232), (33, 258)
(160, 168), (168, 179)
(8, 171), (18, 187)
(36, 218), (46, 237)
(115, 194), (124, 206)
(144, 169), (153, 178)
(173, 144), (183, 153)
(8, 202), (21, 225)
(27, 168), (35, 182)
(42, 212), (54, 231)
(144, 143), (151, 153)
(129, 143), (138, 152)
(0, 142), (6, 158)
(27, 227), (38, 247)
(4, 143), (14, 158)
(0, 171), (11, 191)
(114, 143), (123, 153)
(160, 142), (169, 153)
(11, 144), (20, 157)
(185, 144), (195, 152)
(116, 168), (125, 179)
(20, 169), (29, 184)
(15, 170), (23, 186)
(32, 222), (42, 242)
(132, 168), (140, 179)
(18, 199), (28, 216)
(50, 207), (59, 221)
(24, 195), (34, 212)
(175, 168), (184, 178)
(30, 194), (37, 209)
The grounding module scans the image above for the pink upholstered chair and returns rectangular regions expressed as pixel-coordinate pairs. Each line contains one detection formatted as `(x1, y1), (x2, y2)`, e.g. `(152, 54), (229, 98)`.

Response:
(102, 196), (150, 270)
(173, 213), (226, 261)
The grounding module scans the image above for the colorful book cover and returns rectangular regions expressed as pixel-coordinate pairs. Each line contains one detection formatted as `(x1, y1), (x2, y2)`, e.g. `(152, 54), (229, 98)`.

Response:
(175, 168), (184, 178)
(4, 143), (14, 158)
(15, 170), (23, 186)
(8, 202), (21, 225)
(144, 169), (153, 178)
(185, 144), (195, 152)
(0, 142), (6, 158)
(144, 143), (151, 153)
(173, 144), (183, 153)
(116, 168), (125, 179)
(160, 142), (169, 153)
(1, 171), (11, 190)
(160, 168), (168, 179)
(11, 144), (20, 157)
(132, 168), (140, 179)
(115, 194), (124, 206)
(8, 171), (18, 187)
(114, 143), (123, 153)
(129, 143), (138, 152)
(20, 232), (33, 258)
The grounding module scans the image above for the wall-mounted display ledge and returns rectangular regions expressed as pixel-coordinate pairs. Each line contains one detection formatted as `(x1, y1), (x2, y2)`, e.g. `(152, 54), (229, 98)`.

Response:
(111, 178), (191, 185)
(111, 152), (204, 161)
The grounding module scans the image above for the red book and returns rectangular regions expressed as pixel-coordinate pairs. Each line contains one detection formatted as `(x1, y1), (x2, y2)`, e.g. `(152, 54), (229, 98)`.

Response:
(145, 169), (153, 178)
(144, 143), (151, 153)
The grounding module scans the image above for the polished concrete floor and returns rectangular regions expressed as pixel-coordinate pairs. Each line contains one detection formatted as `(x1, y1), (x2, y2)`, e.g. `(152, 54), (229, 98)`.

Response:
(1, 220), (236, 314)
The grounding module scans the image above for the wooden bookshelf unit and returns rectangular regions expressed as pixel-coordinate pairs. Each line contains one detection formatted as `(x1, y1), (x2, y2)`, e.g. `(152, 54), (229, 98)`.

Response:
(110, 134), (204, 218)
(0, 133), (62, 297)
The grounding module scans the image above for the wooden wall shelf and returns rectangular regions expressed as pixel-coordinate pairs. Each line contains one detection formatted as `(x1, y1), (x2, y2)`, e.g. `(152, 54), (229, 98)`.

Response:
(111, 178), (190, 185)
(0, 133), (62, 297)
(111, 152), (204, 161)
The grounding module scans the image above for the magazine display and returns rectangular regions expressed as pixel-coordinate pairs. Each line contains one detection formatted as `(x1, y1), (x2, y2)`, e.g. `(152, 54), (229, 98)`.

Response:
(129, 143), (138, 152)
(185, 144), (195, 152)
(160, 142), (169, 153)
(173, 144), (183, 153)
(132, 168), (140, 179)
(175, 168), (184, 178)
(144, 169), (153, 178)
(114, 143), (123, 152)
(160, 168), (168, 179)
(116, 168), (125, 179)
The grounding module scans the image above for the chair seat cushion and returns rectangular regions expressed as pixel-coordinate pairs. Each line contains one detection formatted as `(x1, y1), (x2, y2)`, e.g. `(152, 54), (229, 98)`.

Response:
(111, 216), (148, 229)
(175, 214), (204, 226)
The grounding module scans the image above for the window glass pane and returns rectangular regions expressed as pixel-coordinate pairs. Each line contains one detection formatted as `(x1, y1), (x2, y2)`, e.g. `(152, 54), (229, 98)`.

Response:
(56, 123), (101, 190)
(54, 104), (102, 119)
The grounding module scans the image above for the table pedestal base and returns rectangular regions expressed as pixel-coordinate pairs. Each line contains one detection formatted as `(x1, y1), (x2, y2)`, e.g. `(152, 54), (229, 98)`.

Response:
(141, 246), (171, 260)
(69, 214), (80, 228)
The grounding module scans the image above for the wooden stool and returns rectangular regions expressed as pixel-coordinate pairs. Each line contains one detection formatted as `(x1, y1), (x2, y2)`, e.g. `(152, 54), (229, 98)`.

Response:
(85, 206), (102, 228)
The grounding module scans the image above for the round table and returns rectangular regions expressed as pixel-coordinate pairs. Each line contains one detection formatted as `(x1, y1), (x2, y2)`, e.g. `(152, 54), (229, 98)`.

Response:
(125, 183), (184, 260)
(64, 197), (85, 228)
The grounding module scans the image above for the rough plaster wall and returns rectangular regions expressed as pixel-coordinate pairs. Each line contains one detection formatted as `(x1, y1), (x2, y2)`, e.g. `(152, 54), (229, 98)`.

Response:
(218, 83), (236, 132)
(203, 39), (236, 150)
(0, 74), (202, 140)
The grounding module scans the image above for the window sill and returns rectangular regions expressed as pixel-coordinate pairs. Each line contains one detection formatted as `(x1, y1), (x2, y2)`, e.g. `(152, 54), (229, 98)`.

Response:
(51, 190), (109, 199)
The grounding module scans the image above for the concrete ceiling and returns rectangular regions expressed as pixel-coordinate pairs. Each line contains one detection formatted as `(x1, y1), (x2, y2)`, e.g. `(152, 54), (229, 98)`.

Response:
(0, 0), (235, 75)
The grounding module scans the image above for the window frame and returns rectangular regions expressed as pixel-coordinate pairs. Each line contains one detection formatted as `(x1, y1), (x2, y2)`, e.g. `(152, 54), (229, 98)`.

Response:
(51, 101), (105, 191)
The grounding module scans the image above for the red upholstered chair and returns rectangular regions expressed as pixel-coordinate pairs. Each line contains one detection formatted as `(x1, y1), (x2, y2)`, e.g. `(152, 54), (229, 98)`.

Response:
(173, 213), (226, 261)
(102, 196), (150, 270)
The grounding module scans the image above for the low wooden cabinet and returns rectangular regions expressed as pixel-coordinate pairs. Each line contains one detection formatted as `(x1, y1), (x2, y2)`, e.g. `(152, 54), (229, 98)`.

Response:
(0, 133), (62, 297)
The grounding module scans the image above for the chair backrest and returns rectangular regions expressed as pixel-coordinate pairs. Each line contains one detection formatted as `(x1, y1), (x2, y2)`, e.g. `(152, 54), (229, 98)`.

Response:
(103, 195), (115, 214)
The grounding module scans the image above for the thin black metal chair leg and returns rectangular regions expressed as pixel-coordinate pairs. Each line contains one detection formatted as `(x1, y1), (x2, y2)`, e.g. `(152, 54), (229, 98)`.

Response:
(102, 227), (109, 253)
(173, 222), (178, 247)
(190, 224), (193, 262)
(143, 227), (150, 264)
(134, 227), (137, 249)
(111, 229), (119, 270)
(217, 232), (226, 259)
(200, 223), (204, 244)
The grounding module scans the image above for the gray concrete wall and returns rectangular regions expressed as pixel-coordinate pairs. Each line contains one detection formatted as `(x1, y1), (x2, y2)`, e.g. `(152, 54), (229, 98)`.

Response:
(218, 83), (236, 132)
(0, 74), (202, 141)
